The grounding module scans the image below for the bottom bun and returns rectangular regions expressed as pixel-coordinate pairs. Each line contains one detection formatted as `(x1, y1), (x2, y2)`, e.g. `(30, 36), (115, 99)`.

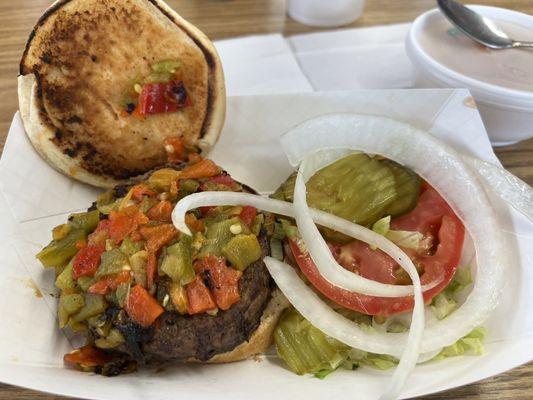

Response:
(191, 289), (289, 363)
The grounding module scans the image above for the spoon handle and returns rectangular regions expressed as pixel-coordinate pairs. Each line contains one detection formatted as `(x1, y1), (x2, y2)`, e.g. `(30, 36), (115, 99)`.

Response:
(512, 41), (533, 48)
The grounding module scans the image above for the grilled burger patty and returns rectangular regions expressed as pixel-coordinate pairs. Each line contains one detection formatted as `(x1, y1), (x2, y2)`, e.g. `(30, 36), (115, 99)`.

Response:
(113, 234), (273, 362)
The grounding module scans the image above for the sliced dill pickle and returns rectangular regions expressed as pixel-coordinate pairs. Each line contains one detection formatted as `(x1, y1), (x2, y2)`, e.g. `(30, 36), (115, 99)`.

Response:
(274, 308), (348, 375)
(380, 159), (421, 217)
(306, 153), (397, 231)
(270, 153), (421, 243)
(271, 171), (297, 202)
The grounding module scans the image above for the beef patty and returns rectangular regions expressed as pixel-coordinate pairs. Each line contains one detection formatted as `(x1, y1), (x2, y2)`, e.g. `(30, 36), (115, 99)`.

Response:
(112, 229), (273, 363)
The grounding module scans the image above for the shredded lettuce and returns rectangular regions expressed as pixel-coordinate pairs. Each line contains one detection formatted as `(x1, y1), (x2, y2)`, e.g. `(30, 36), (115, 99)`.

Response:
(371, 215), (424, 250)
(433, 327), (486, 360)
(430, 265), (473, 320)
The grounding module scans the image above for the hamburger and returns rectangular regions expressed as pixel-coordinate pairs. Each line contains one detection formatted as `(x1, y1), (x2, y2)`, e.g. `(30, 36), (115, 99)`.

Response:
(38, 159), (288, 374)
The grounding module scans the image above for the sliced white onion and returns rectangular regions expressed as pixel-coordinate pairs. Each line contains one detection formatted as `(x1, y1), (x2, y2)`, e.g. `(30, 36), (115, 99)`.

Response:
(280, 113), (507, 353)
(172, 191), (439, 297)
(464, 155), (533, 223)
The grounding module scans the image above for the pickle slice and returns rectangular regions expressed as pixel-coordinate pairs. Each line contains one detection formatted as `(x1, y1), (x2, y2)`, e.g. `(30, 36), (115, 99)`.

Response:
(270, 153), (421, 243)
(274, 308), (347, 375)
(380, 159), (421, 217)
(306, 153), (397, 228)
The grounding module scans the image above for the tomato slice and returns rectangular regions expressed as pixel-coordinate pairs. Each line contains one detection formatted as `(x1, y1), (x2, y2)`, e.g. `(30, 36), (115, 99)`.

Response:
(125, 285), (164, 327)
(72, 245), (105, 279)
(290, 187), (465, 316)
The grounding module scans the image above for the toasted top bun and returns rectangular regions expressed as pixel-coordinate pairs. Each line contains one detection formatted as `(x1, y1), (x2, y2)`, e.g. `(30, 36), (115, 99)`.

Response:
(19, 0), (225, 188)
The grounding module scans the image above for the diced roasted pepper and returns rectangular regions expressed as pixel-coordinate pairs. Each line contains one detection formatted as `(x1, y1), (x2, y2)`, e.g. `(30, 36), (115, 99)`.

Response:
(180, 159), (220, 180)
(146, 251), (158, 291)
(222, 234), (262, 271)
(239, 206), (257, 226)
(147, 200), (173, 222)
(186, 275), (217, 315)
(194, 256), (242, 310)
(164, 137), (186, 164)
(88, 271), (132, 295)
(130, 184), (155, 202)
(72, 245), (105, 279)
(64, 345), (114, 368)
(125, 285), (164, 327)
(139, 224), (178, 253)
(37, 229), (86, 268)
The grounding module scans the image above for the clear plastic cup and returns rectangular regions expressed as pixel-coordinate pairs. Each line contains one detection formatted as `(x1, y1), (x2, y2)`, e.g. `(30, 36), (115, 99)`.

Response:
(288, 0), (366, 28)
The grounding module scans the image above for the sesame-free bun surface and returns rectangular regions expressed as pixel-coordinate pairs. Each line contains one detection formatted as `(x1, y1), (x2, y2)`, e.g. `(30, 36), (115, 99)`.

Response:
(19, 0), (225, 188)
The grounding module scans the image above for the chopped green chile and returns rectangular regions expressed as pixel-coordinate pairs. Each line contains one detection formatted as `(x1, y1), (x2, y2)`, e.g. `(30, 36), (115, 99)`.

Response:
(129, 250), (148, 288)
(144, 69), (175, 84)
(200, 217), (250, 257)
(222, 234), (262, 271)
(77, 276), (95, 292)
(270, 238), (284, 261)
(120, 237), (144, 256)
(71, 294), (107, 322)
(95, 249), (129, 278)
(58, 294), (85, 328)
(115, 283), (130, 308)
(68, 210), (100, 234)
(55, 259), (76, 291)
(37, 229), (86, 268)
(152, 59), (181, 73)
(161, 239), (195, 285)
(95, 328), (125, 349)
(180, 179), (200, 193)
(96, 191), (117, 215)
(250, 214), (264, 236)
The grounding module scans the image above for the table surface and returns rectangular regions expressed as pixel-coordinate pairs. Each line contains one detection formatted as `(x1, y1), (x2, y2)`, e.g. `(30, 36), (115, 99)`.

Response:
(0, 0), (532, 399)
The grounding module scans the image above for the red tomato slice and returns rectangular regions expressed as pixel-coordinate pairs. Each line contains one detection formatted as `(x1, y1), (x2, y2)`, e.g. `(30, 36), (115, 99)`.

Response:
(290, 187), (465, 316)
(72, 245), (105, 279)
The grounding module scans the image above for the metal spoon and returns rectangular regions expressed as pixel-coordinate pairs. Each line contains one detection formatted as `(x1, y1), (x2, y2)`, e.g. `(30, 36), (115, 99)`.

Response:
(437, 0), (533, 49)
